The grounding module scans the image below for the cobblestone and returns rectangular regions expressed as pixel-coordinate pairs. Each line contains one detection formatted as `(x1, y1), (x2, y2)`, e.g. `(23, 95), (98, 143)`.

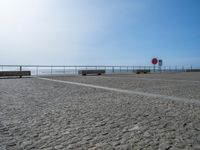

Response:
(0, 73), (200, 149)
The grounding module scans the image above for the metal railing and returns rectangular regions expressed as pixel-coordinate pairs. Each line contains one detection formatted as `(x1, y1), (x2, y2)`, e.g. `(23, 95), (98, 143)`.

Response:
(0, 65), (197, 76)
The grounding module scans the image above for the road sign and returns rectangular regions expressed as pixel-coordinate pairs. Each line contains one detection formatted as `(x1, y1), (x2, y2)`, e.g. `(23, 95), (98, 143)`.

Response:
(152, 58), (158, 65)
(158, 60), (163, 66)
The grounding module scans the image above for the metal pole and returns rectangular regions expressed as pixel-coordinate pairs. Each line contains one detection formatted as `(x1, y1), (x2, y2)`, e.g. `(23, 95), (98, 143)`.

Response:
(36, 67), (39, 76)
(20, 66), (22, 78)
(64, 66), (66, 74)
(75, 66), (77, 75)
(51, 66), (53, 76)
(112, 66), (114, 73)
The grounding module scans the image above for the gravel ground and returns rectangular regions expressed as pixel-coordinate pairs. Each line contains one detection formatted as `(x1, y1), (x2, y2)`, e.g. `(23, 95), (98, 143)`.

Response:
(0, 73), (200, 150)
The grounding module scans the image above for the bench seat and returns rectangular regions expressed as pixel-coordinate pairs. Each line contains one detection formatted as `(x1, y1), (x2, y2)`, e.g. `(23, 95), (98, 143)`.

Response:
(135, 69), (151, 74)
(78, 70), (105, 76)
(0, 71), (31, 77)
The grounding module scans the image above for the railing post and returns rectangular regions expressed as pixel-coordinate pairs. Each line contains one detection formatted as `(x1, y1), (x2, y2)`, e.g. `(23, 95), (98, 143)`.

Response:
(75, 66), (77, 75)
(36, 66), (39, 76)
(112, 66), (114, 73)
(20, 66), (22, 78)
(51, 66), (53, 76)
(64, 66), (66, 74)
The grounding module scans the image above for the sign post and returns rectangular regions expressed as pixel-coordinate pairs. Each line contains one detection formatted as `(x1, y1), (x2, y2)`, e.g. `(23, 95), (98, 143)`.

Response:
(158, 59), (163, 73)
(152, 58), (158, 72)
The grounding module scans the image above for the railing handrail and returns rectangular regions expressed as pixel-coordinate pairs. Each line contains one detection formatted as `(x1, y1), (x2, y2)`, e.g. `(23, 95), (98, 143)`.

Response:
(1, 64), (197, 68)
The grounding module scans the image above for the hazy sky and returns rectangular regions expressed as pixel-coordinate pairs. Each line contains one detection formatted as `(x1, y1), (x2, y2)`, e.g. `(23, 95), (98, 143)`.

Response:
(0, 0), (200, 67)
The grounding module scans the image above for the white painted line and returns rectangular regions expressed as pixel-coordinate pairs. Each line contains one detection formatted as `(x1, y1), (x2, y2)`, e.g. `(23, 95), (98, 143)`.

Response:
(37, 77), (200, 105)
(101, 75), (200, 83)
(129, 77), (200, 83)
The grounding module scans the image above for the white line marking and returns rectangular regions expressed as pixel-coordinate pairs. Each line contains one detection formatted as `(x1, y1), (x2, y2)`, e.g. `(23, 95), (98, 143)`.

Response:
(37, 77), (200, 105)
(101, 75), (200, 83)
(129, 77), (200, 83)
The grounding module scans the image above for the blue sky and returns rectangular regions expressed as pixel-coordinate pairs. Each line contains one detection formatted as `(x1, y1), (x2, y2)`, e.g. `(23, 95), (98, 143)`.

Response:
(0, 0), (200, 67)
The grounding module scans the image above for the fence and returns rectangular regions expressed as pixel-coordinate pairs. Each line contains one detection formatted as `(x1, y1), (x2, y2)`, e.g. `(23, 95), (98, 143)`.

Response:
(0, 65), (197, 76)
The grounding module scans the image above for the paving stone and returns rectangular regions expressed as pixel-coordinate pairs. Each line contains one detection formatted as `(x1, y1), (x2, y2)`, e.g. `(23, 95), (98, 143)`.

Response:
(0, 74), (200, 149)
(54, 144), (63, 149)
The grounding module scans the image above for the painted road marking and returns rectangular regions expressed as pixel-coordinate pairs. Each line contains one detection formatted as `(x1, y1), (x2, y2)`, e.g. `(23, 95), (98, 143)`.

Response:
(100, 75), (200, 83)
(37, 77), (200, 105)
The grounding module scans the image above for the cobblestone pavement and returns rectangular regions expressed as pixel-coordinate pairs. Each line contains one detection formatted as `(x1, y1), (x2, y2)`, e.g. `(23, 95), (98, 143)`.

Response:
(47, 73), (200, 100)
(0, 73), (200, 150)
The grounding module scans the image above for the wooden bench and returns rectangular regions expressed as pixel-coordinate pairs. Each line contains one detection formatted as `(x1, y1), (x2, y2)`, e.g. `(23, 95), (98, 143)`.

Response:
(135, 69), (151, 74)
(0, 71), (31, 78)
(78, 70), (105, 76)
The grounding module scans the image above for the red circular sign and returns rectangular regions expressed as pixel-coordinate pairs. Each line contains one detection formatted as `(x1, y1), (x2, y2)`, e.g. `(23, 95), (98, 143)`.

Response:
(152, 58), (158, 65)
